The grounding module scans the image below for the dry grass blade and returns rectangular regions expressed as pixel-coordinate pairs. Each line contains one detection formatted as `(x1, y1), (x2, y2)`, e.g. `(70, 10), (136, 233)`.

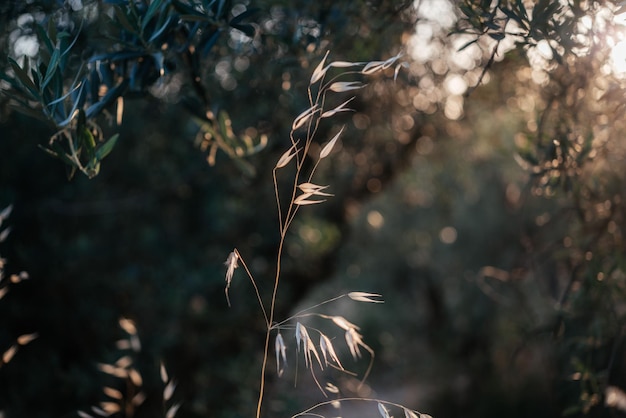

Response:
(275, 142), (300, 169)
(103, 387), (123, 400)
(394, 62), (409, 81)
(329, 60), (363, 68)
(320, 126), (344, 159)
(90, 406), (108, 416)
(115, 355), (132, 369)
(224, 250), (239, 307)
(331, 316), (360, 331)
(310, 50), (330, 84)
(294, 192), (326, 206)
(328, 82), (365, 92)
(362, 60), (385, 74)
(0, 287), (8, 300)
(128, 368), (143, 386)
(164, 380), (177, 402)
(130, 334), (141, 352)
(404, 408), (421, 418)
(319, 333), (344, 370)
(325, 382), (339, 394)
(119, 318), (137, 335)
(378, 403), (391, 418)
(0, 204), (12, 225)
(132, 391), (146, 406)
(275, 332), (287, 376)
(166, 403), (181, 418)
(0, 228), (10, 243)
(16, 332), (38, 345)
(295, 322), (305, 352)
(97, 363), (127, 378)
(100, 401), (121, 414)
(292, 105), (319, 131)
(345, 328), (363, 360)
(347, 292), (384, 303)
(2, 345), (18, 364)
(298, 183), (333, 196)
(77, 411), (94, 418)
(160, 361), (169, 383)
(321, 97), (355, 118)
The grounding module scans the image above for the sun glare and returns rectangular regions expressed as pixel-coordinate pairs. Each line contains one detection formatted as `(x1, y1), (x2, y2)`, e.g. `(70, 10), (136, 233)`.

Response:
(610, 11), (626, 75)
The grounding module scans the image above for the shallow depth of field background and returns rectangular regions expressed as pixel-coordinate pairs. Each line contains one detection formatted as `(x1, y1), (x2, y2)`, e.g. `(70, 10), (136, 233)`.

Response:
(2, 1), (626, 418)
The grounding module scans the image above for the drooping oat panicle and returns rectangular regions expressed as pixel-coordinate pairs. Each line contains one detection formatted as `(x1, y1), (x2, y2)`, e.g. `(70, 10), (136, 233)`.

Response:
(275, 332), (287, 377)
(295, 323), (322, 370)
(224, 250), (239, 307)
(404, 408), (422, 418)
(319, 333), (344, 370)
(378, 402), (392, 418)
(345, 328), (364, 360)
(331, 316), (360, 331)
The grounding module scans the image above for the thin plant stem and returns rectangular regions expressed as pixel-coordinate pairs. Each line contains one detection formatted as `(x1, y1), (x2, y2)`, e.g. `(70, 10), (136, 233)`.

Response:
(234, 248), (269, 327)
(255, 237), (285, 418)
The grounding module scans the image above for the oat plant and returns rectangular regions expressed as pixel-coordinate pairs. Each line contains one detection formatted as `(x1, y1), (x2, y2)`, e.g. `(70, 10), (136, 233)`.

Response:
(78, 318), (179, 418)
(0, 204), (38, 370)
(224, 51), (428, 418)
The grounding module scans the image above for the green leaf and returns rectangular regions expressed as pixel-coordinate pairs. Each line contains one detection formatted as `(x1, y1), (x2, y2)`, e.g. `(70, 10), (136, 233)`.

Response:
(57, 82), (86, 127)
(86, 79), (128, 118)
(41, 47), (61, 91)
(35, 24), (55, 54)
(96, 134), (120, 161)
(148, 15), (173, 43)
(142, 0), (166, 31)
(114, 6), (138, 34)
(8, 57), (40, 100)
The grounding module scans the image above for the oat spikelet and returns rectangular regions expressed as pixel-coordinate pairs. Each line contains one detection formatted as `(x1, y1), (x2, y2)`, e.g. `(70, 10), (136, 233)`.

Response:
(224, 250), (239, 307)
